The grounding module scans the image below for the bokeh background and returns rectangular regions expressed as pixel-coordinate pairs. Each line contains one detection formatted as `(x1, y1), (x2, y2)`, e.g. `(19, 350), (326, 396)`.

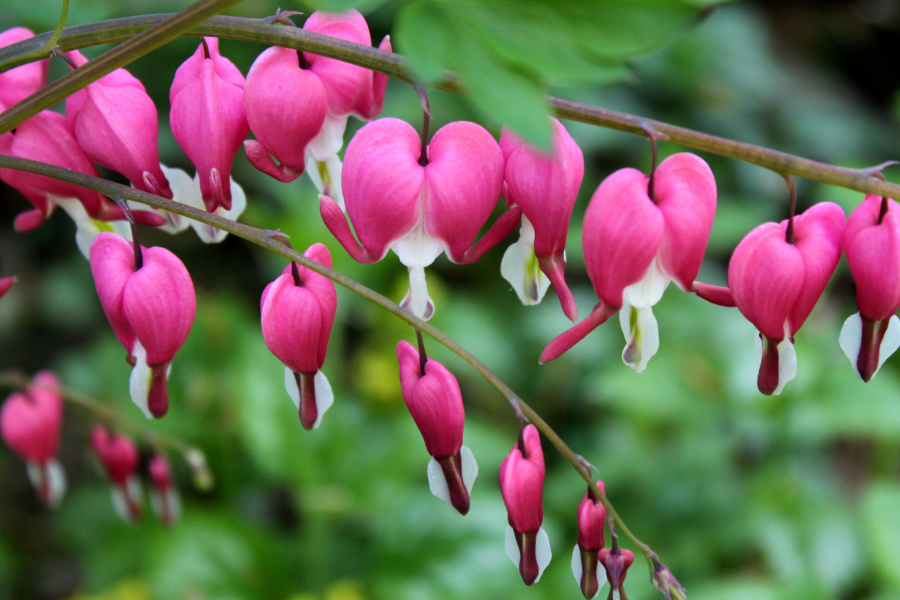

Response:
(3, 0), (900, 599)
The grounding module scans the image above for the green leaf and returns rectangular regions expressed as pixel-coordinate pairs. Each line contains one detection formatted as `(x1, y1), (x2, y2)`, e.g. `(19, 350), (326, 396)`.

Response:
(394, 0), (456, 82)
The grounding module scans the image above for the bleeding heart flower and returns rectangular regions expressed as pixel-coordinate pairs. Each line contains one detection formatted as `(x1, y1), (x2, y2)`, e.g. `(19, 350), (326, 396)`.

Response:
(170, 37), (249, 213)
(0, 371), (66, 506)
(261, 243), (337, 430)
(839, 194), (900, 381)
(397, 339), (477, 515)
(148, 453), (180, 526)
(599, 546), (635, 600)
(500, 117), (583, 321)
(728, 201), (845, 394)
(89, 232), (196, 418)
(0, 28), (50, 111)
(91, 426), (142, 522)
(500, 424), (551, 585)
(541, 153), (716, 371)
(320, 117), (519, 320)
(571, 481), (607, 600)
(65, 50), (172, 199)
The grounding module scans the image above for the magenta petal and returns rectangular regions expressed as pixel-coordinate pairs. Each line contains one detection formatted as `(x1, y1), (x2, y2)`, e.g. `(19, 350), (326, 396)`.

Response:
(319, 194), (379, 263)
(342, 118), (424, 259)
(122, 246), (196, 366)
(583, 168), (664, 309)
(90, 426), (139, 486)
(424, 121), (504, 260)
(845, 195), (900, 321)
(90, 233), (139, 353)
(396, 340), (465, 459)
(295, 244), (337, 367)
(499, 424), (545, 534)
(653, 153), (717, 291)
(539, 302), (616, 363)
(0, 28), (49, 111)
(1, 376), (63, 464)
(261, 275), (324, 374)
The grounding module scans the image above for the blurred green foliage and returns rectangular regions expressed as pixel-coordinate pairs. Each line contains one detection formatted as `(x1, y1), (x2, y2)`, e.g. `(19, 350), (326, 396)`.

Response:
(2, 1), (900, 600)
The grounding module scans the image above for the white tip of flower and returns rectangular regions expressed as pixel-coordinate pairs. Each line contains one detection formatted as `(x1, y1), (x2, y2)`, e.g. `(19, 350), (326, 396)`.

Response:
(283, 368), (334, 429)
(151, 486), (182, 526)
(54, 196), (132, 259)
(571, 545), (605, 598)
(504, 525), (551, 583)
(307, 115), (348, 163)
(129, 342), (154, 419)
(426, 446), (478, 508)
(839, 312), (900, 380)
(500, 223), (550, 306)
(306, 155), (345, 211)
(111, 476), (143, 523)
(26, 459), (67, 507)
(150, 164), (194, 233)
(619, 303), (660, 373)
(754, 334), (797, 395)
(400, 266), (435, 320)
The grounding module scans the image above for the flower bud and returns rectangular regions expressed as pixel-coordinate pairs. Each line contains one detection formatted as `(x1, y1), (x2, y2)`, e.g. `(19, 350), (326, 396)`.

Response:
(91, 426), (142, 522)
(148, 454), (181, 526)
(572, 481), (607, 599)
(598, 546), (635, 600)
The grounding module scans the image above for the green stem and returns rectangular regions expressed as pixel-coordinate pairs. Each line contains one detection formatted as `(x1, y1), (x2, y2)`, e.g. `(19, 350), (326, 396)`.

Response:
(0, 154), (641, 556)
(1, 14), (899, 199)
(0, 0), (241, 134)
(38, 0), (70, 56)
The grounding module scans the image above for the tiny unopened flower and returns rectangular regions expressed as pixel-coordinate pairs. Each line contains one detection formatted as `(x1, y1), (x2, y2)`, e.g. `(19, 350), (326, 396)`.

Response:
(651, 562), (686, 600)
(0, 371), (66, 506)
(0, 28), (49, 111)
(599, 545), (635, 600)
(840, 194), (900, 381)
(91, 426), (142, 522)
(572, 481), (607, 599)
(541, 154), (716, 371)
(499, 424), (551, 585)
(90, 233), (196, 418)
(261, 244), (337, 430)
(397, 339), (477, 515)
(148, 454), (181, 526)
(729, 202), (845, 394)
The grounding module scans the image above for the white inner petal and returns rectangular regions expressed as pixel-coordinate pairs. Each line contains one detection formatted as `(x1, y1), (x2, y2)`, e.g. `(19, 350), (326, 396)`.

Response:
(306, 115), (348, 163)
(306, 155), (345, 211)
(570, 545), (605, 599)
(426, 446), (478, 509)
(500, 220), (550, 307)
(534, 527), (552, 583)
(839, 312), (900, 380)
(618, 302), (660, 373)
(129, 341), (154, 419)
(621, 259), (670, 310)
(460, 446), (478, 495)
(402, 265), (435, 321)
(312, 369), (334, 429)
(150, 164), (194, 233)
(284, 366), (301, 410)
(504, 525), (520, 567)
(187, 173), (247, 244)
(54, 196), (132, 259)
(756, 333), (797, 395)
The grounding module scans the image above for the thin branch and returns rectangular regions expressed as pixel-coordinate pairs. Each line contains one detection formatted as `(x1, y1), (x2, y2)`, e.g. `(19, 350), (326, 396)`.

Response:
(0, 154), (640, 556)
(1, 15), (899, 199)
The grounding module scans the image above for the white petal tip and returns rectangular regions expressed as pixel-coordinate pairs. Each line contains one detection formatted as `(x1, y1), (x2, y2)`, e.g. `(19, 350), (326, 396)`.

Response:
(426, 446), (477, 510)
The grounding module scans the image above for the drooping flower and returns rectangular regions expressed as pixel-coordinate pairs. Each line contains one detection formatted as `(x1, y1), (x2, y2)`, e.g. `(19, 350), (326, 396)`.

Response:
(499, 424), (551, 585)
(541, 153), (717, 371)
(0, 111), (161, 243)
(320, 117), (519, 320)
(89, 232), (196, 418)
(397, 339), (477, 515)
(0, 28), (50, 111)
(90, 426), (142, 522)
(500, 117), (583, 321)
(599, 545), (635, 600)
(0, 371), (66, 506)
(728, 202), (845, 394)
(571, 481), (607, 599)
(170, 37), (249, 213)
(148, 453), (180, 526)
(839, 194), (900, 381)
(65, 50), (172, 199)
(261, 243), (337, 430)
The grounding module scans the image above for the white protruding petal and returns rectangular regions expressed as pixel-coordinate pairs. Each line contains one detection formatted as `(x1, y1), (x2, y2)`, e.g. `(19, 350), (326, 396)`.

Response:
(284, 366), (300, 410)
(306, 155), (345, 211)
(54, 196), (131, 259)
(111, 475), (143, 522)
(306, 115), (348, 162)
(190, 174), (246, 243)
(426, 446), (478, 509)
(311, 369), (334, 429)
(283, 368), (334, 429)
(401, 266), (435, 321)
(534, 527), (552, 583)
(501, 218), (550, 306)
(839, 312), (900, 380)
(151, 485), (182, 526)
(129, 341), (154, 419)
(755, 333), (797, 395)
(503, 526), (552, 583)
(26, 459), (67, 507)
(621, 259), (670, 310)
(571, 545), (605, 599)
(618, 302), (660, 373)
(145, 164), (195, 233)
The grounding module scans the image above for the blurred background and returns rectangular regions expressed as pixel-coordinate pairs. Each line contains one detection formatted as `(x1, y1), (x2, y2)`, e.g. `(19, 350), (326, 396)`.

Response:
(3, 0), (900, 599)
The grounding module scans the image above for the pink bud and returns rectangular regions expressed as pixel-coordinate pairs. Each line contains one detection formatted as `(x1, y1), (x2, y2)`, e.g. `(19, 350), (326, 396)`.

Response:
(261, 244), (337, 430)
(397, 339), (472, 514)
(91, 426), (142, 521)
(500, 424), (546, 585)
(541, 153), (716, 364)
(1, 371), (63, 464)
(170, 37), (249, 212)
(728, 202), (845, 394)
(243, 46), (328, 182)
(303, 10), (390, 121)
(0, 28), (50, 111)
(501, 118), (584, 321)
(90, 233), (196, 418)
(599, 547), (635, 595)
(0, 276), (15, 300)
(0, 111), (157, 231)
(572, 481), (607, 600)
(65, 51), (171, 198)
(148, 454), (180, 526)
